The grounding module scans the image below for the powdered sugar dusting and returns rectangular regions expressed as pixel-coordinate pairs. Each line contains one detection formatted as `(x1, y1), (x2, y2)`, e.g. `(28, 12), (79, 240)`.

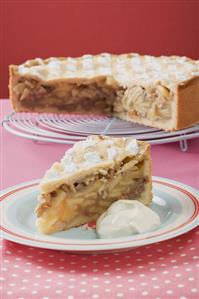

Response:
(83, 152), (102, 167)
(107, 147), (118, 160)
(126, 139), (139, 155)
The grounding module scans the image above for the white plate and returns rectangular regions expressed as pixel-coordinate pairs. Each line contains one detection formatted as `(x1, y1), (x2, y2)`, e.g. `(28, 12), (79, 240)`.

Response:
(1, 177), (198, 253)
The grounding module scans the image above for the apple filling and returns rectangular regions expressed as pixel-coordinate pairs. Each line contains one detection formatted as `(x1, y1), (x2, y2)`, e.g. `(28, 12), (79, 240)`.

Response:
(36, 158), (149, 234)
(13, 77), (121, 114)
(114, 85), (173, 122)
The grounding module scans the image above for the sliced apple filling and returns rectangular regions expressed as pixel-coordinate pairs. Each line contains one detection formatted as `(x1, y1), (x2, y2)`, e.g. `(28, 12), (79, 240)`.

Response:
(36, 159), (149, 234)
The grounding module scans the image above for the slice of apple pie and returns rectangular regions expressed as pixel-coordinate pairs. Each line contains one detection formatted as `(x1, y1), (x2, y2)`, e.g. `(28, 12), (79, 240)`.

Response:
(35, 136), (152, 234)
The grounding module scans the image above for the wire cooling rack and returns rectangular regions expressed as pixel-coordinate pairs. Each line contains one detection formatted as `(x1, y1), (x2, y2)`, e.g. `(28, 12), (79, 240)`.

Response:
(2, 112), (199, 151)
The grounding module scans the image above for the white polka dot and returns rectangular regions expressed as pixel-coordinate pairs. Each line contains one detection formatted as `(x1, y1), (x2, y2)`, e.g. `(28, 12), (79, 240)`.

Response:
(139, 274), (146, 277)
(69, 285), (75, 289)
(178, 284), (184, 288)
(151, 277), (158, 281)
(140, 282), (147, 286)
(128, 279), (134, 282)
(48, 262), (54, 266)
(105, 280), (111, 284)
(42, 297), (50, 299)
(92, 285), (99, 288)
(22, 279), (28, 283)
(2, 268), (7, 271)
(81, 281), (87, 285)
(153, 286), (160, 289)
(191, 288), (198, 293)
(9, 283), (16, 287)
(67, 296), (74, 299)
(180, 297), (187, 299)
(188, 277), (195, 281)
(92, 295), (99, 298)
(164, 280), (171, 284)
(80, 289), (86, 293)
(117, 293), (124, 297)
(142, 291), (149, 296)
(44, 286), (51, 289)
(175, 273), (182, 277)
(166, 290), (173, 294)
(6, 291), (13, 295)
(32, 291), (37, 294)
(193, 256), (198, 259)
(56, 290), (62, 294)
(57, 282), (63, 285)
(116, 284), (123, 288)
(162, 271), (169, 274)
(129, 287), (135, 291)
(105, 289), (111, 292)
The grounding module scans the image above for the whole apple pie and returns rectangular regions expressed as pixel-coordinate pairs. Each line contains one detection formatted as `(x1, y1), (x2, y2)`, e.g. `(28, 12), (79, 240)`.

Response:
(35, 136), (152, 234)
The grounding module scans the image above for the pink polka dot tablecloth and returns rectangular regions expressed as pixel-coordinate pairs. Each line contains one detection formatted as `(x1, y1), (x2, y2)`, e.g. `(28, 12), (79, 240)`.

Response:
(1, 228), (199, 299)
(1, 100), (199, 299)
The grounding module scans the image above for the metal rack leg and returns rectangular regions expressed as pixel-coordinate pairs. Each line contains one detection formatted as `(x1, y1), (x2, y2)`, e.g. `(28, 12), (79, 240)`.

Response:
(179, 139), (188, 152)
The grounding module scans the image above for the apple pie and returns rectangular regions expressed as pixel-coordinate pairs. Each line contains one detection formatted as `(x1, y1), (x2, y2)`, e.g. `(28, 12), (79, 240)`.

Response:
(9, 53), (199, 131)
(35, 135), (152, 234)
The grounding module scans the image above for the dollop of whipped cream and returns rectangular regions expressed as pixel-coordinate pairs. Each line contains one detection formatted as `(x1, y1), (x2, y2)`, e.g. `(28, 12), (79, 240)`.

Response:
(96, 200), (160, 238)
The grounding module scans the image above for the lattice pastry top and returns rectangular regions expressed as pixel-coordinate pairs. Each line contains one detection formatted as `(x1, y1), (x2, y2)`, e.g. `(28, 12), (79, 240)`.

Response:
(16, 53), (199, 88)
